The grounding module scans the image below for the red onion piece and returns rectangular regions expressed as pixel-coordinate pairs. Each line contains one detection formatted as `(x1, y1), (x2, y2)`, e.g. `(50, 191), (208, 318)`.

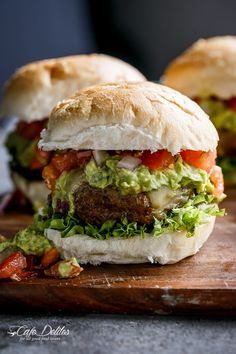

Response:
(117, 156), (141, 171)
(92, 150), (107, 166)
(76, 151), (92, 159)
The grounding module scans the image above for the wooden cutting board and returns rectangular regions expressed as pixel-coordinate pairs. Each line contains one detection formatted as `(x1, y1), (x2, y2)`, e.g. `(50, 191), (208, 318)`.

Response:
(0, 191), (235, 315)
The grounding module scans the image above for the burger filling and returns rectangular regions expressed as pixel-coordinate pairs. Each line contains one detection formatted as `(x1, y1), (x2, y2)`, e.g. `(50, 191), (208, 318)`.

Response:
(196, 96), (236, 183)
(33, 149), (224, 240)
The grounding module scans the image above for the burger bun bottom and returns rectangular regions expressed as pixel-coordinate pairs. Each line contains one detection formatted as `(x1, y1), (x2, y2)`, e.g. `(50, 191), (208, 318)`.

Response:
(46, 216), (215, 265)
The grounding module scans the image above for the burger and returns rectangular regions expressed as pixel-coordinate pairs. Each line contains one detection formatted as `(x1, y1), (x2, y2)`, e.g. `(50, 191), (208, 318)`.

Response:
(163, 36), (236, 185)
(0, 54), (145, 210)
(34, 82), (224, 265)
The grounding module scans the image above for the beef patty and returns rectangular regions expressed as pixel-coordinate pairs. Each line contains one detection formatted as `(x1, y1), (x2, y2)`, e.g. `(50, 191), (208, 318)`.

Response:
(74, 183), (153, 225)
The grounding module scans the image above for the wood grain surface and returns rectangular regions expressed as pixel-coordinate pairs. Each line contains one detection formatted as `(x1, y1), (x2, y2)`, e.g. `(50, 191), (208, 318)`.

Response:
(0, 190), (235, 315)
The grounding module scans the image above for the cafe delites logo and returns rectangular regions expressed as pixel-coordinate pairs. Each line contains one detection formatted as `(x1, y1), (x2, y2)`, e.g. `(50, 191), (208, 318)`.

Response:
(7, 324), (70, 341)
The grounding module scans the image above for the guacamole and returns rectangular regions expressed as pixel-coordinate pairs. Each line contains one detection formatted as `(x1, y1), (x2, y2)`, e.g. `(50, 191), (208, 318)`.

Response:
(0, 227), (52, 256)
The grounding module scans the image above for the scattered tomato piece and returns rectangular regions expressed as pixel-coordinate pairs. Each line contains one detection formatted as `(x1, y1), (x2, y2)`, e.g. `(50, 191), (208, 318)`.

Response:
(0, 251), (27, 279)
(44, 258), (83, 278)
(41, 248), (60, 269)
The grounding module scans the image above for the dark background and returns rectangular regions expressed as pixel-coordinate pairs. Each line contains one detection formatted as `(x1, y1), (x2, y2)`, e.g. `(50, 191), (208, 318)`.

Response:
(0, 0), (236, 88)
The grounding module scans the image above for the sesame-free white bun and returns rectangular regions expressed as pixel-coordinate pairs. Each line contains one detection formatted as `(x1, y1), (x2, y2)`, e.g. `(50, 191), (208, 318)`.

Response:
(39, 81), (218, 155)
(46, 216), (215, 265)
(163, 36), (236, 99)
(12, 172), (48, 207)
(0, 54), (145, 122)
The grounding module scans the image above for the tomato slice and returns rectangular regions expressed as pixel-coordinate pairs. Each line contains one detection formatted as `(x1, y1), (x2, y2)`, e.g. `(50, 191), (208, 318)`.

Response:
(30, 148), (50, 170)
(0, 251), (27, 279)
(227, 97), (236, 112)
(17, 120), (46, 140)
(210, 165), (224, 197)
(141, 150), (174, 170)
(180, 150), (216, 173)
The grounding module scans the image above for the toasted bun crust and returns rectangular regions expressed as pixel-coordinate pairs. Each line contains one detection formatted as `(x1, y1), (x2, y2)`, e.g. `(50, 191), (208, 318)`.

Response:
(0, 54), (145, 122)
(12, 172), (49, 207)
(46, 216), (215, 265)
(163, 36), (236, 99)
(39, 81), (218, 154)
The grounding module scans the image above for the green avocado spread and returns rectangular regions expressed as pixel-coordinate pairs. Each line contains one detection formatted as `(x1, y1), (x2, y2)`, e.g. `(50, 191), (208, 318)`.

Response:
(0, 226), (52, 256)
(84, 157), (214, 195)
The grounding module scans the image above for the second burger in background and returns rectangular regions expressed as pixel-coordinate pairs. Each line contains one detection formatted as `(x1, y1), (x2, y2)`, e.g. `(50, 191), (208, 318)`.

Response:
(1, 54), (145, 210)
(163, 36), (236, 185)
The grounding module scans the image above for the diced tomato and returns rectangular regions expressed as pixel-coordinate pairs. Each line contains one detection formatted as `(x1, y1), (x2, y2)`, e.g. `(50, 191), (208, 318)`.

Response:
(141, 150), (174, 170)
(210, 165), (224, 197)
(0, 251), (27, 279)
(30, 148), (50, 170)
(51, 151), (79, 173)
(180, 150), (216, 173)
(52, 151), (91, 173)
(43, 150), (92, 189)
(41, 248), (60, 269)
(17, 120), (46, 140)
(227, 97), (236, 112)
(42, 164), (60, 190)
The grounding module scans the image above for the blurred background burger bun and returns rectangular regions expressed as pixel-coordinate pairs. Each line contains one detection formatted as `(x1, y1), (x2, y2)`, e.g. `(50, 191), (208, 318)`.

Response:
(163, 36), (236, 99)
(0, 54), (146, 122)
